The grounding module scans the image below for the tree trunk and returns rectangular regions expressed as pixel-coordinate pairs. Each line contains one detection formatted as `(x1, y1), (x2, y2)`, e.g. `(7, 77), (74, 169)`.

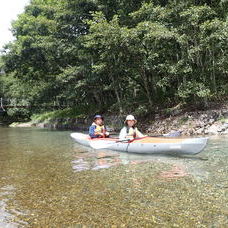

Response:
(141, 67), (153, 109)
(110, 74), (123, 114)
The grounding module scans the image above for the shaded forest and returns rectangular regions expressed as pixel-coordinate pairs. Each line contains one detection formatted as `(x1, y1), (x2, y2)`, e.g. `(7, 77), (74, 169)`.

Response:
(0, 0), (227, 118)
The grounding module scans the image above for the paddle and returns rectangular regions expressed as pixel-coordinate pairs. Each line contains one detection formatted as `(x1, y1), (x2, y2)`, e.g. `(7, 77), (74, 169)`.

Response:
(155, 130), (181, 138)
(90, 138), (131, 150)
(89, 130), (181, 150)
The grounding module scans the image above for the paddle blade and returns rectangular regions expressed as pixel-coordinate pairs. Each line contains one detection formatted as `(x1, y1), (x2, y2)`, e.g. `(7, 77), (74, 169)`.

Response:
(163, 131), (181, 137)
(89, 140), (116, 150)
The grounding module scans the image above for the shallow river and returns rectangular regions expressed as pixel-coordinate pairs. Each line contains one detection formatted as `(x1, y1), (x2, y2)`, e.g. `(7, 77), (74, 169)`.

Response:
(0, 127), (227, 227)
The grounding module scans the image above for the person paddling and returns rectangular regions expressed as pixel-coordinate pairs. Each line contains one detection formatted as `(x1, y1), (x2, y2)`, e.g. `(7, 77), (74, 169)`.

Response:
(89, 115), (110, 138)
(119, 115), (144, 140)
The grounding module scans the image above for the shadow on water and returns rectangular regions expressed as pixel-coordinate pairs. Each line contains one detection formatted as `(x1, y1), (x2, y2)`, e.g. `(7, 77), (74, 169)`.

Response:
(126, 152), (209, 160)
(166, 154), (209, 161)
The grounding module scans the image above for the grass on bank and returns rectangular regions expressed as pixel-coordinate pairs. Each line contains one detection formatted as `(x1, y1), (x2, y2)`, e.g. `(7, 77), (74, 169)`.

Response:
(31, 108), (88, 123)
(218, 117), (228, 124)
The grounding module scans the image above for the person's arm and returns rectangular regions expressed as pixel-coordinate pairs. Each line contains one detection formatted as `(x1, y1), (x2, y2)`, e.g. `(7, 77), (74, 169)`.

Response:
(119, 127), (127, 140)
(135, 128), (144, 138)
(104, 126), (110, 137)
(89, 125), (98, 138)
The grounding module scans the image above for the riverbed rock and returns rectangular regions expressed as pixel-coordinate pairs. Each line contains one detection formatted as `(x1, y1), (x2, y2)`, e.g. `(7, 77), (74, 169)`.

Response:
(220, 123), (228, 132)
(195, 128), (204, 135)
(221, 129), (228, 135)
(208, 119), (215, 125)
(9, 122), (33, 127)
(205, 124), (221, 135)
(195, 120), (205, 128)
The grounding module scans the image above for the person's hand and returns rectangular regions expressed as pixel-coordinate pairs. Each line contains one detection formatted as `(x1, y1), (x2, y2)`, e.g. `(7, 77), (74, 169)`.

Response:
(105, 132), (110, 136)
(126, 136), (134, 140)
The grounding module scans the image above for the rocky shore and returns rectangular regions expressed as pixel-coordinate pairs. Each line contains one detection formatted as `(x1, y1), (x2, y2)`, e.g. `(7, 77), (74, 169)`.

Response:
(8, 105), (228, 136)
(144, 108), (228, 136)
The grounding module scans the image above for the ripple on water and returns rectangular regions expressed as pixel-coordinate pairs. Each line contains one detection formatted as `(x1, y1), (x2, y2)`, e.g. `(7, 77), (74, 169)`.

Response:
(0, 185), (19, 228)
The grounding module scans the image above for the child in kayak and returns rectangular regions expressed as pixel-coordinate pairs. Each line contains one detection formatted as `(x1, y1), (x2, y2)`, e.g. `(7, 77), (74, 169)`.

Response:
(89, 115), (110, 138)
(119, 115), (144, 140)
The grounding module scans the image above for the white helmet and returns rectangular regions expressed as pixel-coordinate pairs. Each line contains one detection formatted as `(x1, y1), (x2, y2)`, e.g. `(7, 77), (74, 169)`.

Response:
(125, 115), (137, 123)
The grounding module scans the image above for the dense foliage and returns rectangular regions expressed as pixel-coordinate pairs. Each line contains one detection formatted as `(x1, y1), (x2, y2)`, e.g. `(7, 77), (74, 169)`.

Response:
(0, 0), (227, 118)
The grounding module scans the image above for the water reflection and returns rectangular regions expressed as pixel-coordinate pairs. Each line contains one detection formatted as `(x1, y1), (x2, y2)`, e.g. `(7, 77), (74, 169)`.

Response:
(71, 143), (206, 181)
(71, 145), (123, 171)
(158, 165), (189, 181)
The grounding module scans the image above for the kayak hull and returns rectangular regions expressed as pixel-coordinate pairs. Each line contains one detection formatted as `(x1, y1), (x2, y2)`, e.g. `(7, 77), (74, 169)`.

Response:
(70, 133), (208, 155)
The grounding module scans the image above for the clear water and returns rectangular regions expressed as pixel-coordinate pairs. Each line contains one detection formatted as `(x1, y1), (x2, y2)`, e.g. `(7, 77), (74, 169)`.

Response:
(0, 127), (227, 227)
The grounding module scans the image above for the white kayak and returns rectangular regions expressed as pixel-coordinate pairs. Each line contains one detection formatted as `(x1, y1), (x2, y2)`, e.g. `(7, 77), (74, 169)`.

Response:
(70, 133), (208, 155)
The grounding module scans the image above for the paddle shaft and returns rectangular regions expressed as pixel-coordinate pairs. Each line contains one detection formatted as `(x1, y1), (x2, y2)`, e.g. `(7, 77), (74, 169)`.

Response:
(90, 131), (181, 149)
(109, 130), (180, 138)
